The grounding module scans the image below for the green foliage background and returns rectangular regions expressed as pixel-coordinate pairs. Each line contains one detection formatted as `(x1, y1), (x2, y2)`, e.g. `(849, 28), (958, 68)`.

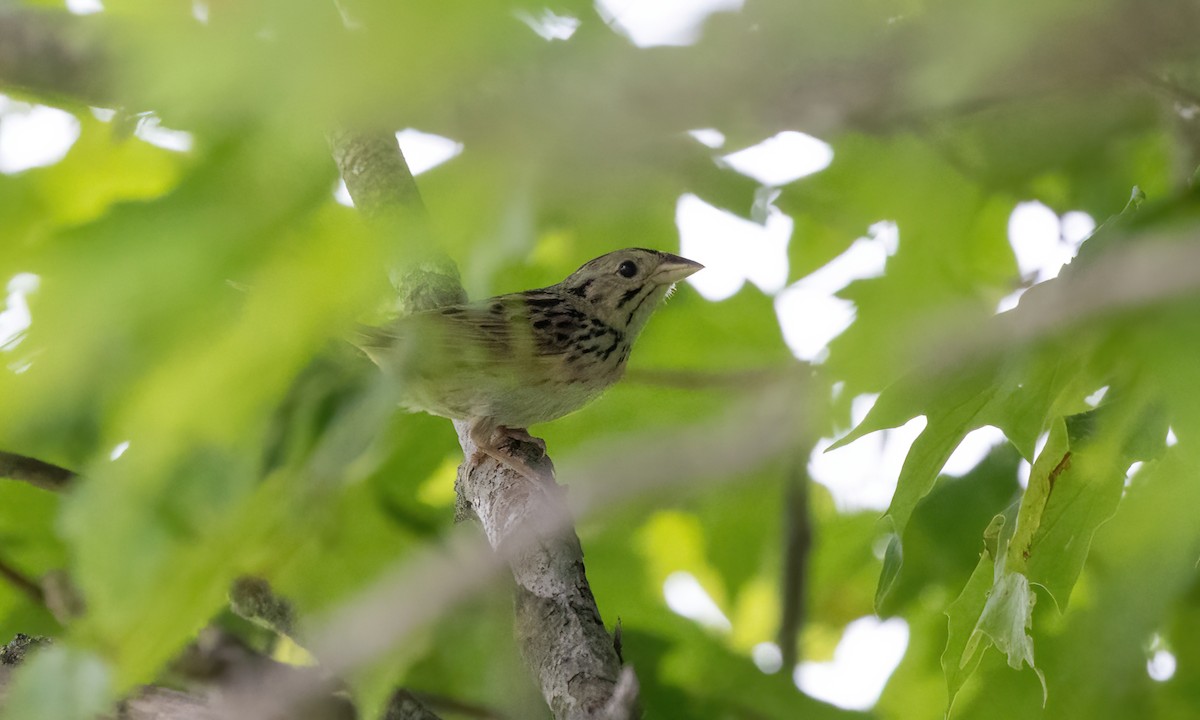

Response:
(2, 0), (1200, 718)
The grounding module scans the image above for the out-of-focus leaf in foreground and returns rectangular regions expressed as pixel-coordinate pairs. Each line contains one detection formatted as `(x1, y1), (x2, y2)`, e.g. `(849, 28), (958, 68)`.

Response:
(4, 0), (1200, 718)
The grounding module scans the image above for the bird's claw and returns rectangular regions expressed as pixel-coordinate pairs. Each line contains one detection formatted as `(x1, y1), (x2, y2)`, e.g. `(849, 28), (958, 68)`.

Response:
(496, 426), (547, 459)
(466, 420), (553, 483)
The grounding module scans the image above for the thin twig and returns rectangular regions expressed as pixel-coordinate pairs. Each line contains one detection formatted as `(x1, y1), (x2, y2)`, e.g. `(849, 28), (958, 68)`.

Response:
(0, 7), (117, 107)
(1, 630), (443, 720)
(623, 366), (797, 390)
(411, 691), (510, 720)
(1135, 68), (1200, 108)
(777, 459), (812, 669)
(0, 451), (76, 492)
(0, 554), (45, 608)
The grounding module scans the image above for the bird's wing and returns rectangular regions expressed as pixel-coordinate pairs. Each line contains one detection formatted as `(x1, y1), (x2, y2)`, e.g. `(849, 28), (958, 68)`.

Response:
(359, 295), (529, 374)
(358, 290), (586, 366)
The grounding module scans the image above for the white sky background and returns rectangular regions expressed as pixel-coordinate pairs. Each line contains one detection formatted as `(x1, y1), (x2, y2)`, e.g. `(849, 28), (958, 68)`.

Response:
(0, 0), (1143, 712)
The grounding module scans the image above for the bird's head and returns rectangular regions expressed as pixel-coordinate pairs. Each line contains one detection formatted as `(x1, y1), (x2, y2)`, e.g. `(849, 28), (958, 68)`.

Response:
(558, 248), (703, 336)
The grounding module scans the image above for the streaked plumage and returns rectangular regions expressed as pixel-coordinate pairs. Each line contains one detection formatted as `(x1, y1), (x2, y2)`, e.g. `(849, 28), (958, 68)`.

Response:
(358, 248), (703, 477)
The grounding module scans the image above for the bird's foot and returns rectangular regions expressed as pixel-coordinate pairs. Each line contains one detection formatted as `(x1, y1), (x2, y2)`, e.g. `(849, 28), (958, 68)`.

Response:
(466, 420), (553, 484)
(496, 426), (547, 459)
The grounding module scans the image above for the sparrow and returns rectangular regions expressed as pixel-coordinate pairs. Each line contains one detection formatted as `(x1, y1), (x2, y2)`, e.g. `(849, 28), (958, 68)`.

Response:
(358, 248), (703, 478)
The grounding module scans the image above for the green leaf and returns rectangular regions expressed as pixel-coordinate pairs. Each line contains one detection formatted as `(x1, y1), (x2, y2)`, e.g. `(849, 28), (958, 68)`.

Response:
(1004, 419), (1070, 577)
(874, 534), (904, 611)
(1, 645), (112, 720)
(942, 540), (999, 715)
(1022, 429), (1140, 608)
(6, 2), (1200, 717)
(650, 626), (876, 720)
(692, 471), (782, 604)
(881, 380), (996, 537)
(942, 510), (1047, 717)
(884, 444), (1021, 613)
(967, 571), (1041, 682)
(836, 364), (1002, 607)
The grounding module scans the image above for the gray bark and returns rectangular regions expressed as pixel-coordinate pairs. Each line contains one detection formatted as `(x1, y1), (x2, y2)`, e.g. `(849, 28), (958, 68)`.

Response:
(454, 429), (634, 720)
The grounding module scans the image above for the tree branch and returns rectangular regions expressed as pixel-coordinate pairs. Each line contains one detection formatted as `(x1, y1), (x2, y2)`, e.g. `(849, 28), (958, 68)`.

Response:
(0, 7), (118, 107)
(409, 690), (510, 720)
(330, 125), (636, 717)
(218, 382), (805, 719)
(383, 690), (443, 720)
(0, 554), (46, 608)
(328, 128), (425, 221)
(0, 632), (442, 720)
(925, 236), (1200, 375)
(777, 461), (812, 669)
(0, 450), (77, 492)
(454, 431), (632, 720)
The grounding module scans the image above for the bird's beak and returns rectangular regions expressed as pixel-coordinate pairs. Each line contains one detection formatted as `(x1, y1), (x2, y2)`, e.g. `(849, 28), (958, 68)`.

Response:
(652, 254), (705, 284)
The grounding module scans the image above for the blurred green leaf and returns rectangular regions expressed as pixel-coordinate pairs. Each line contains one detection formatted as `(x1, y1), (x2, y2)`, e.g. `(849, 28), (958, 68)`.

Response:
(629, 626), (876, 720)
(1, 645), (112, 720)
(3, 0), (1200, 717)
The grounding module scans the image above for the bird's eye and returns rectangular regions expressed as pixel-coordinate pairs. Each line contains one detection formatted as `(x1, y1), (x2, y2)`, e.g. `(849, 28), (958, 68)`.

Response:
(617, 260), (638, 278)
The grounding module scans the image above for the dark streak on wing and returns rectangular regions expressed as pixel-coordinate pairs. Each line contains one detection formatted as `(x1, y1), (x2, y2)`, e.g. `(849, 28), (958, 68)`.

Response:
(469, 313), (514, 357)
(439, 296), (528, 360)
(532, 304), (584, 355)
